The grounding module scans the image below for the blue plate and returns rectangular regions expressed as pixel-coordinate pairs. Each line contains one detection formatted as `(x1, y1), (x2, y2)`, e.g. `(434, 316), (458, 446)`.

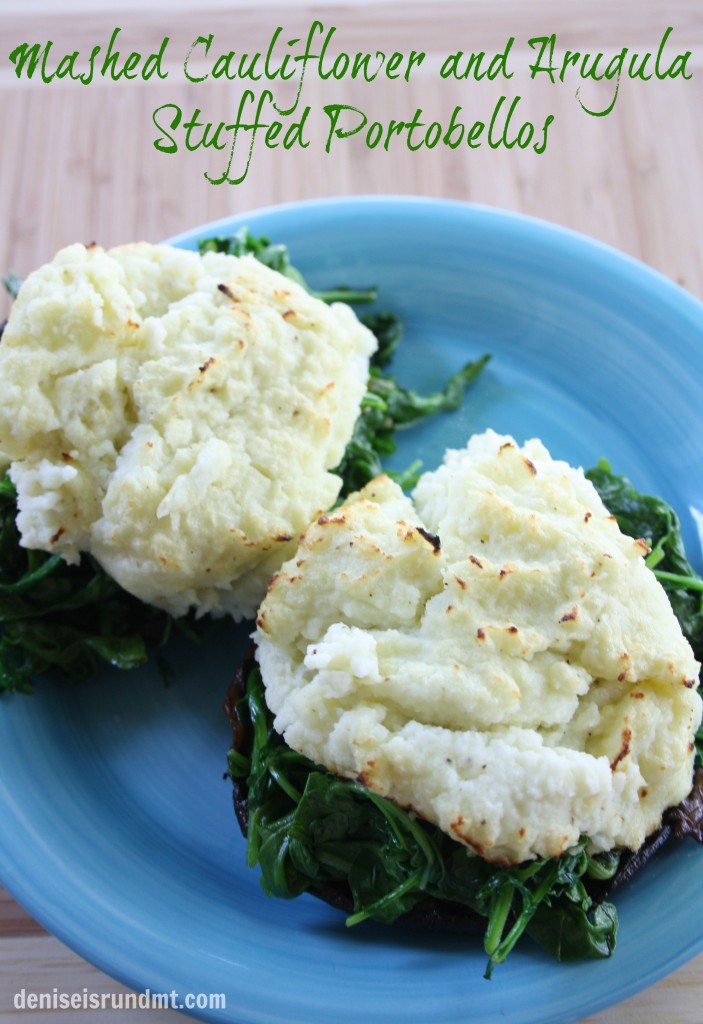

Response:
(2, 197), (703, 1023)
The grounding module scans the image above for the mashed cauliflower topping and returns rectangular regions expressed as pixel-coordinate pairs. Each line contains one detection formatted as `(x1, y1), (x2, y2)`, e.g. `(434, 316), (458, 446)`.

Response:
(0, 242), (376, 617)
(256, 430), (702, 864)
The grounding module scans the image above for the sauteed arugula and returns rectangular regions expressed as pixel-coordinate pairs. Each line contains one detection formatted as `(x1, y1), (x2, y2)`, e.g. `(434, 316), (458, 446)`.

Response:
(227, 665), (621, 979)
(0, 472), (176, 694)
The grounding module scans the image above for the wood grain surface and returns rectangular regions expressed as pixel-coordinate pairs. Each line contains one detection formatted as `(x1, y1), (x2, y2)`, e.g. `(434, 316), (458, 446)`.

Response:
(1, 2), (702, 1022)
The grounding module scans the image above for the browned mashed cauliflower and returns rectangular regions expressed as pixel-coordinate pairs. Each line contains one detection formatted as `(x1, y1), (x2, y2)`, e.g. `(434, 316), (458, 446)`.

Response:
(255, 430), (702, 864)
(0, 242), (376, 618)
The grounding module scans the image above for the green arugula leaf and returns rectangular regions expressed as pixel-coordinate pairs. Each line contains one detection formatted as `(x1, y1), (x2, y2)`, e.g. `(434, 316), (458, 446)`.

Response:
(526, 896), (618, 963)
(334, 356), (491, 496)
(362, 311), (403, 368)
(2, 272), (22, 299)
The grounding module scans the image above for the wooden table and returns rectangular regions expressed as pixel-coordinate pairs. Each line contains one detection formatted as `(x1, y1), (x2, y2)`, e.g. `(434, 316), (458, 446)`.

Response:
(1, 2), (702, 1021)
